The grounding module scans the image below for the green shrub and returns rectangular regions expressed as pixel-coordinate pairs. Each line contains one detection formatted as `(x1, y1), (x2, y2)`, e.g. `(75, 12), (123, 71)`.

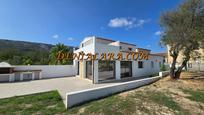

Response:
(160, 64), (166, 71)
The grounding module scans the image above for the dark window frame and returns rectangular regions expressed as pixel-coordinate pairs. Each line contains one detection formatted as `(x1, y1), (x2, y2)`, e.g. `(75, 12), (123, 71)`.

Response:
(138, 61), (143, 68)
(128, 47), (132, 51)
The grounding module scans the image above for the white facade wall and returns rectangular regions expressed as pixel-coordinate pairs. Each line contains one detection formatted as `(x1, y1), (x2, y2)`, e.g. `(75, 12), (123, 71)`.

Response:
(94, 42), (120, 55)
(14, 65), (76, 79)
(115, 61), (121, 80)
(74, 43), (95, 55)
(119, 43), (136, 52)
(132, 55), (163, 77)
(75, 36), (164, 82)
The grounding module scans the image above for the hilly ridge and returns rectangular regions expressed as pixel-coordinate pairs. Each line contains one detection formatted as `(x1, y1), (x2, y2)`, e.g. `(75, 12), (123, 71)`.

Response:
(0, 39), (73, 65)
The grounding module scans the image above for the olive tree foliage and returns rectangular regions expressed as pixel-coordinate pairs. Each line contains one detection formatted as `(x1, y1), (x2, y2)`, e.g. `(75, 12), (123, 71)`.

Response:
(160, 0), (204, 79)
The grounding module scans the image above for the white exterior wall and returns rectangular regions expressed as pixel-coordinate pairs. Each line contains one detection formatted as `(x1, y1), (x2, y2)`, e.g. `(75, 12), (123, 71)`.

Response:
(115, 61), (121, 80)
(133, 56), (163, 77)
(14, 65), (76, 79)
(93, 60), (98, 83)
(74, 43), (95, 55)
(95, 42), (120, 55)
(119, 43), (136, 52)
(75, 36), (164, 82)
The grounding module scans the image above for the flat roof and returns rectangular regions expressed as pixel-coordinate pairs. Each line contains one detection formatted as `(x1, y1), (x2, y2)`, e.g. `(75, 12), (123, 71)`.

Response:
(149, 54), (164, 57)
(152, 53), (167, 56)
(136, 48), (151, 51)
(95, 37), (136, 46)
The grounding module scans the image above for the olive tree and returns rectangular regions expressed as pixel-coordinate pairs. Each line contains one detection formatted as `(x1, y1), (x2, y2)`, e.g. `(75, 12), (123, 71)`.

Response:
(160, 0), (204, 79)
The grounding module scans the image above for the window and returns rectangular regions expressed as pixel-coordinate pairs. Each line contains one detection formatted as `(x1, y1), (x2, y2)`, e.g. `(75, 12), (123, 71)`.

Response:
(128, 47), (132, 51)
(119, 46), (122, 50)
(188, 63), (192, 68)
(81, 43), (84, 47)
(151, 61), (154, 68)
(138, 61), (143, 68)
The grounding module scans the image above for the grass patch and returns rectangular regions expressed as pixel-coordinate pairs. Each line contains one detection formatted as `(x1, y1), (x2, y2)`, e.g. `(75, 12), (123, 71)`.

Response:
(69, 91), (189, 114)
(0, 89), (191, 114)
(0, 90), (67, 114)
(131, 91), (189, 115)
(148, 91), (181, 111)
(67, 95), (138, 115)
(182, 89), (204, 103)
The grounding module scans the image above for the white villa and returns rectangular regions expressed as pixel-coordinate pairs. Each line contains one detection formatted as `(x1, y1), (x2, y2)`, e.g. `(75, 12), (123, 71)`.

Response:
(0, 36), (164, 83)
(74, 36), (164, 84)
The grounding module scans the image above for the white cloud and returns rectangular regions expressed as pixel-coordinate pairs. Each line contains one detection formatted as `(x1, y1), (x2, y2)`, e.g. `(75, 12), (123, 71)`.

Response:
(136, 20), (145, 27)
(52, 34), (59, 39)
(155, 31), (163, 36)
(108, 17), (150, 29)
(67, 37), (75, 41)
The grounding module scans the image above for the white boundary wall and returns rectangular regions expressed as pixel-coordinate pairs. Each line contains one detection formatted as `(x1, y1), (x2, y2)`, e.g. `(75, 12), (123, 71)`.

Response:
(159, 71), (169, 77)
(14, 65), (76, 79)
(66, 76), (161, 108)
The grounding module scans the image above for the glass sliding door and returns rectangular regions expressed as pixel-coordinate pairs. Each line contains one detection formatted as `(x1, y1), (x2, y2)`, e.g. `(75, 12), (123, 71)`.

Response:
(98, 61), (115, 81)
(121, 61), (132, 78)
(86, 61), (93, 80)
(77, 61), (79, 75)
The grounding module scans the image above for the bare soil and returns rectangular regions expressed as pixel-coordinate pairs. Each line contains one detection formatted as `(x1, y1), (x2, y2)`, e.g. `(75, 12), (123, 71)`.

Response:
(124, 71), (204, 115)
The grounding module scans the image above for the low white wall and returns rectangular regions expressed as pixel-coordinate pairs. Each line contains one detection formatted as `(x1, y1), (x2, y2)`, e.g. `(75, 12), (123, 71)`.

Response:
(66, 76), (161, 108)
(14, 65), (76, 79)
(159, 71), (169, 77)
(189, 63), (204, 71)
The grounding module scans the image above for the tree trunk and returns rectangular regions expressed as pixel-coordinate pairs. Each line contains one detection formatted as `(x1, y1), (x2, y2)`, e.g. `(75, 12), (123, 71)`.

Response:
(175, 59), (188, 79)
(170, 56), (177, 79)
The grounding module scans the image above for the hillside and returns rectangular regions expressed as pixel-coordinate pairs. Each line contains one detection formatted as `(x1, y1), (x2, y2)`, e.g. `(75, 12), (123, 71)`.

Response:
(0, 39), (53, 52)
(0, 39), (73, 65)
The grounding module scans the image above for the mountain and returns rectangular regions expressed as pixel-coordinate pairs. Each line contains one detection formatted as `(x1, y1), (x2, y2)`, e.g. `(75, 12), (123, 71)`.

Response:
(0, 39), (74, 65)
(0, 39), (53, 52)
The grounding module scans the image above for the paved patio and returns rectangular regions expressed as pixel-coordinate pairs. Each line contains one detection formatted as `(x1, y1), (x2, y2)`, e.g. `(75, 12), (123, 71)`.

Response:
(0, 76), (116, 103)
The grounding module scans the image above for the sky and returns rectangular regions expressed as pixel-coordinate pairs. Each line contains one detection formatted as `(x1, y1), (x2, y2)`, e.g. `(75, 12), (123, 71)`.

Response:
(0, 0), (182, 53)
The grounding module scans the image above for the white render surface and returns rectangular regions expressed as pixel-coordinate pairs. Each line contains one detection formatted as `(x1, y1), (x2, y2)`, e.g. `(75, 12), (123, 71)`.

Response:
(14, 65), (76, 79)
(74, 36), (164, 83)
(115, 60), (121, 80)
(66, 76), (161, 108)
(159, 71), (170, 77)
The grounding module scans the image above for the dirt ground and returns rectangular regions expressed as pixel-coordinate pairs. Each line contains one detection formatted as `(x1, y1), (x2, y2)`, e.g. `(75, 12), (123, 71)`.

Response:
(119, 71), (204, 115)
(154, 71), (204, 114)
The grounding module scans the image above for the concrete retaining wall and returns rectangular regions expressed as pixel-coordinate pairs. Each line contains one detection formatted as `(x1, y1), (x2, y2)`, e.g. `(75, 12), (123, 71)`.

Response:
(159, 71), (169, 77)
(14, 65), (76, 79)
(66, 76), (161, 108)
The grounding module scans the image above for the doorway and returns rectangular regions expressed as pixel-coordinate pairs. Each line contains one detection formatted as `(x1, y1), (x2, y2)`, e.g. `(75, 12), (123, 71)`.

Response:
(121, 61), (132, 78)
(98, 61), (115, 81)
(86, 61), (93, 80)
